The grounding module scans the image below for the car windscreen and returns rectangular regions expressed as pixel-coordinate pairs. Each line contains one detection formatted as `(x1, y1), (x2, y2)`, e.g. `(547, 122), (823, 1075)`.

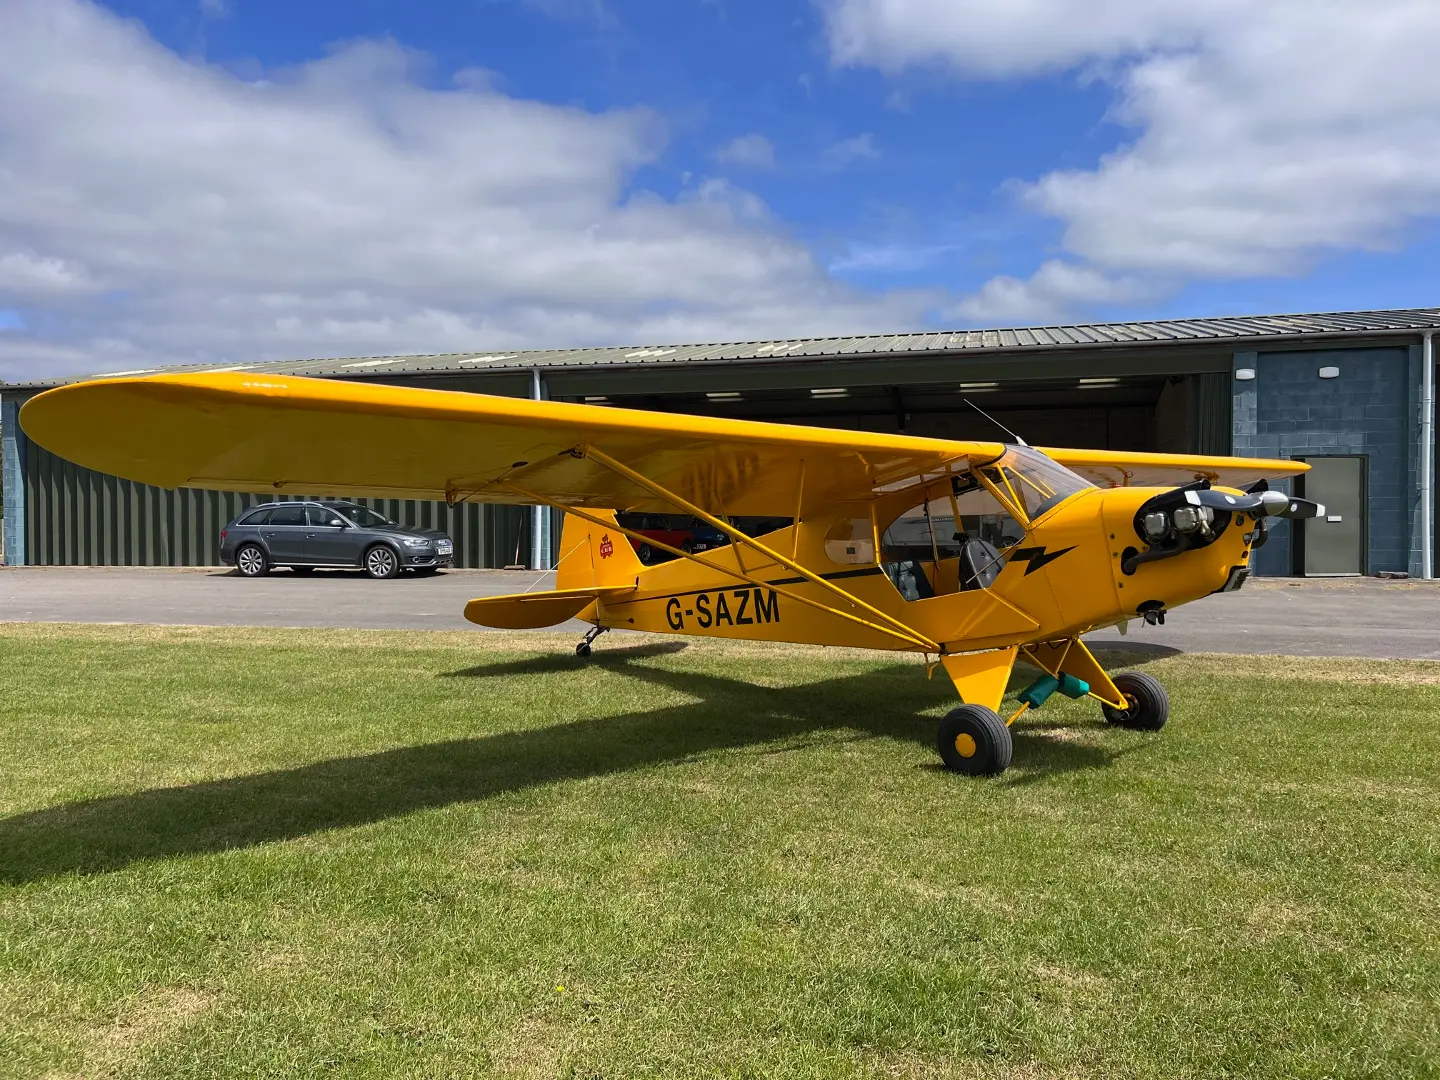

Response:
(331, 504), (396, 528)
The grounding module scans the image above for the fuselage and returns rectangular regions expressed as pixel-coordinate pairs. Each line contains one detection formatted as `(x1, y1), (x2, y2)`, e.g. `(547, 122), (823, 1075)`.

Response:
(585, 473), (1256, 654)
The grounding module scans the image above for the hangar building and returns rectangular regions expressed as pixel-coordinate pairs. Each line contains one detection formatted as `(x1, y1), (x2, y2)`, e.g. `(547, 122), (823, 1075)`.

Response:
(2, 307), (1436, 578)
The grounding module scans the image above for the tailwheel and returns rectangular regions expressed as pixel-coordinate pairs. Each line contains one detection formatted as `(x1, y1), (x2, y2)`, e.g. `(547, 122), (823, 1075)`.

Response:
(937, 705), (1013, 776)
(1101, 671), (1169, 731)
(575, 624), (607, 659)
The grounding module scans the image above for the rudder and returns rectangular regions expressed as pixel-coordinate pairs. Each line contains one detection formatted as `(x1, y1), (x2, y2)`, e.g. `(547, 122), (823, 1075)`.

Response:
(556, 509), (643, 591)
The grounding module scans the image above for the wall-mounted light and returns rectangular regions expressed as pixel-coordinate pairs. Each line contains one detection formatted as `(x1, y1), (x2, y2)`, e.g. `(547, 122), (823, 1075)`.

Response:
(1235, 368), (1256, 381)
(1318, 366), (1340, 379)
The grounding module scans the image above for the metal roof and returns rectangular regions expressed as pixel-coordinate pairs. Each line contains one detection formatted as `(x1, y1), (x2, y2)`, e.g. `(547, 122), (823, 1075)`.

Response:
(7, 306), (1440, 392)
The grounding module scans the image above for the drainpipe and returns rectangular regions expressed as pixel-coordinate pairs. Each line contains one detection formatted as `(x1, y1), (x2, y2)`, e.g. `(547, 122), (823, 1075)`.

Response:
(530, 367), (552, 571)
(1424, 331), (1435, 580)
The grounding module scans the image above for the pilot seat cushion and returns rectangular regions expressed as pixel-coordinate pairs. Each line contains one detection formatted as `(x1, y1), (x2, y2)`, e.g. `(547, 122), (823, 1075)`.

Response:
(959, 540), (1003, 590)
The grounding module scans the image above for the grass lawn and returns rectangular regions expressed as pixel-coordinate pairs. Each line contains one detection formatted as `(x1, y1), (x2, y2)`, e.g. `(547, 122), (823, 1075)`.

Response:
(0, 622), (1437, 1079)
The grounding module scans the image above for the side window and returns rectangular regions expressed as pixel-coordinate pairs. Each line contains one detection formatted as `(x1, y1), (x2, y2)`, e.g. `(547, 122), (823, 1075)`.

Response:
(239, 508), (272, 526)
(307, 506), (343, 526)
(882, 489), (1023, 562)
(269, 505), (306, 526)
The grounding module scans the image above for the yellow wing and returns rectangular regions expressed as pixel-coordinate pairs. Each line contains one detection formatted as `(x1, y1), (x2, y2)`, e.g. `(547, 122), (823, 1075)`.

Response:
(19, 372), (1000, 516)
(1040, 447), (1308, 490)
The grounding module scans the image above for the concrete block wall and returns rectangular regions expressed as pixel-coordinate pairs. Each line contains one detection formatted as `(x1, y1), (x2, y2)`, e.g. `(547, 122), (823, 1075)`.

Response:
(1232, 346), (1414, 576)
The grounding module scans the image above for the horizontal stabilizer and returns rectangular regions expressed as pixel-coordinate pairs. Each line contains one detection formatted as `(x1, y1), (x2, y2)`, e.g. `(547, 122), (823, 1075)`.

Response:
(464, 585), (635, 630)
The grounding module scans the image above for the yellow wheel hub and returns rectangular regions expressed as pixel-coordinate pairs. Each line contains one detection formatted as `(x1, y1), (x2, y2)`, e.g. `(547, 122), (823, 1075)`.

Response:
(953, 733), (978, 758)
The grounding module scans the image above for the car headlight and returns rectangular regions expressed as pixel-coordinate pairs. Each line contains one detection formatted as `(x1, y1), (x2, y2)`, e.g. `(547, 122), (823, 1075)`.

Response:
(401, 537), (430, 549)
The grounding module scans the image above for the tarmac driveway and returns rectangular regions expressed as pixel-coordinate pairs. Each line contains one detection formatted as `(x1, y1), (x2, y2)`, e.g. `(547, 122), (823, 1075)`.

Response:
(2, 566), (1437, 659)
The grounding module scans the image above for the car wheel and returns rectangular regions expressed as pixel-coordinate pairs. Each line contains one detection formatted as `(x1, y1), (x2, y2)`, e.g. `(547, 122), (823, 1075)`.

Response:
(364, 544), (400, 579)
(235, 544), (269, 577)
(636, 543), (654, 564)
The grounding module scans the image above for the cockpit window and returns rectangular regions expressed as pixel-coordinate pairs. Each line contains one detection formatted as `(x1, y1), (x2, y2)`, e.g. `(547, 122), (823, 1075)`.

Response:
(980, 446), (1093, 522)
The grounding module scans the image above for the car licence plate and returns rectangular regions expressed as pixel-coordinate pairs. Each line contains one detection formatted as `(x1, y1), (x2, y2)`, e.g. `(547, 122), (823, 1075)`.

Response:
(437, 540), (453, 555)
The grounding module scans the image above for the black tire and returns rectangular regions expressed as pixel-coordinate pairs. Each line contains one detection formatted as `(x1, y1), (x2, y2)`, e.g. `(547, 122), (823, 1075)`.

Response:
(291, 566), (315, 575)
(1102, 671), (1170, 731)
(576, 642), (592, 658)
(235, 544), (269, 577)
(364, 544), (401, 580)
(636, 543), (655, 564)
(936, 704), (1013, 776)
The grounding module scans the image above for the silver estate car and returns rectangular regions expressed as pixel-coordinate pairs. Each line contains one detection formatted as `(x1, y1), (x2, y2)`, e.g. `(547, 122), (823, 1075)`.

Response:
(220, 501), (454, 579)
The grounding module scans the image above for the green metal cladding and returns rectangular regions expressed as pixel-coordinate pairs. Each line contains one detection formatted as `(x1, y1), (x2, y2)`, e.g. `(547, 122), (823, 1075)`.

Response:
(17, 430), (529, 568)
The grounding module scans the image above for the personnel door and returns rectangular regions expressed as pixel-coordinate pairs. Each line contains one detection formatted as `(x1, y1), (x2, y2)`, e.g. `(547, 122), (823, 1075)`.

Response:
(1296, 456), (1365, 576)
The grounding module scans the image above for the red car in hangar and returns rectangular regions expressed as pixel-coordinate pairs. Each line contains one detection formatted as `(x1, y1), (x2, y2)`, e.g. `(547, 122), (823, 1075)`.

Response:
(615, 513), (699, 564)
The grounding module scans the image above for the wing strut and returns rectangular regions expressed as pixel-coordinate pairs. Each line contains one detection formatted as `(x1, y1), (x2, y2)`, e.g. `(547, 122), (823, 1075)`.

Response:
(499, 482), (937, 651)
(579, 444), (941, 652)
(495, 461), (939, 652)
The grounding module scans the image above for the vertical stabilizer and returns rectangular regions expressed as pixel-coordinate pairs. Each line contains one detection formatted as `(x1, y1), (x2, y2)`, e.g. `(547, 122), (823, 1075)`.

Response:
(556, 510), (643, 591)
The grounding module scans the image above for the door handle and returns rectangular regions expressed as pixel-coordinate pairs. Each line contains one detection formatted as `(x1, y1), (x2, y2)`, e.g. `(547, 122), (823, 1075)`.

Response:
(1326, 515), (1343, 523)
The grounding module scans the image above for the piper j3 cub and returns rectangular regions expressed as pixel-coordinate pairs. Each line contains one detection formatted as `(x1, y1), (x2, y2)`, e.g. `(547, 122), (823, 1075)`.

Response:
(20, 372), (1321, 777)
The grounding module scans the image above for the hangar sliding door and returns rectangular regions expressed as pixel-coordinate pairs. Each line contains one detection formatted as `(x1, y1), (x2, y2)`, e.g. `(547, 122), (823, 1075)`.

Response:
(1296, 456), (1365, 576)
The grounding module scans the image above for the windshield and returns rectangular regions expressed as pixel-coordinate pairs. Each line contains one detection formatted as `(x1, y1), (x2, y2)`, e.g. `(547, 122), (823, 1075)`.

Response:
(980, 446), (1093, 522)
(331, 504), (396, 528)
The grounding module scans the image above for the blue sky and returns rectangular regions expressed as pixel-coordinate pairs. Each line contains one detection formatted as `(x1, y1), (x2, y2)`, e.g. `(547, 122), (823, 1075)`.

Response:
(1, 0), (1437, 378)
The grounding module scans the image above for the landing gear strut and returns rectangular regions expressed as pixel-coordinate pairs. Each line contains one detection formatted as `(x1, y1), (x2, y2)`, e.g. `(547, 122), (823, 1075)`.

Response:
(575, 625), (608, 658)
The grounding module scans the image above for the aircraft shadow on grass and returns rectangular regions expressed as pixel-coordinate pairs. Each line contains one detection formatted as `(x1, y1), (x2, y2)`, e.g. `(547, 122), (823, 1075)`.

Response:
(0, 641), (1174, 885)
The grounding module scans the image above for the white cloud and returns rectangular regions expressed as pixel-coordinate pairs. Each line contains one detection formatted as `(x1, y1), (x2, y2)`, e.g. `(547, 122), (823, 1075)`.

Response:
(199, 0), (231, 19)
(825, 133), (878, 165)
(0, 252), (101, 296)
(950, 260), (1156, 324)
(822, 0), (1440, 320)
(713, 133), (776, 170)
(0, 0), (932, 382)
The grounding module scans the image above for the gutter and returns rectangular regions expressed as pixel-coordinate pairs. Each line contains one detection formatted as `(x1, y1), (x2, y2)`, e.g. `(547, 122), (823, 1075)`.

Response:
(530, 367), (553, 571)
(1424, 331), (1435, 579)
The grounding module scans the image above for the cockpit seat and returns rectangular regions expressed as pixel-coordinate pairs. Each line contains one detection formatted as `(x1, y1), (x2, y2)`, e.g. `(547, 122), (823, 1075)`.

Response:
(959, 540), (1003, 590)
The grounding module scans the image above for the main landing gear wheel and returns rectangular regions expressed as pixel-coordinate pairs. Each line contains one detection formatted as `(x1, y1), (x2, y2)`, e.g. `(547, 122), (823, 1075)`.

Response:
(937, 705), (1013, 776)
(1101, 671), (1170, 731)
(235, 544), (268, 577)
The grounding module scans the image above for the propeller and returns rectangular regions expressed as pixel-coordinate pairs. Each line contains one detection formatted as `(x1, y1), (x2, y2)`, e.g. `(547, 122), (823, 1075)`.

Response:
(1186, 487), (1325, 520)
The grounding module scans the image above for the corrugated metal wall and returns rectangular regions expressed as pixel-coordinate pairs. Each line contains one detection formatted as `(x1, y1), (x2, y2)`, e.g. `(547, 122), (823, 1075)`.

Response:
(1194, 371), (1233, 455)
(19, 432), (530, 568)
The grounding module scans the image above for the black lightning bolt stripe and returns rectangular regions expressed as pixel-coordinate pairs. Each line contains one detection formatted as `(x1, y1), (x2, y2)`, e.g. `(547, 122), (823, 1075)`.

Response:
(1007, 546), (1076, 575)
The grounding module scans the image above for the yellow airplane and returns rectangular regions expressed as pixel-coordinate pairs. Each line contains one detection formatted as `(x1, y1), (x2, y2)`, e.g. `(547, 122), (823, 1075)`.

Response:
(20, 371), (1320, 776)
